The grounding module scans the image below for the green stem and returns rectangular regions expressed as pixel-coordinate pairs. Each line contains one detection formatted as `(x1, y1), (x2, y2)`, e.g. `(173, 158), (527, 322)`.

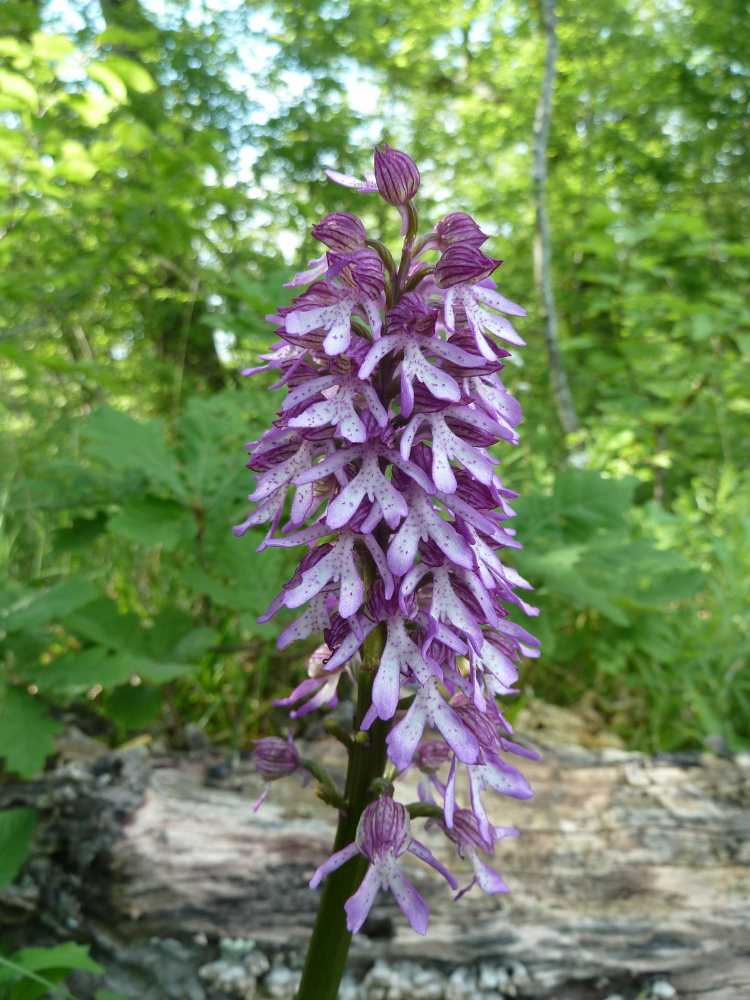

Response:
(296, 617), (388, 1000)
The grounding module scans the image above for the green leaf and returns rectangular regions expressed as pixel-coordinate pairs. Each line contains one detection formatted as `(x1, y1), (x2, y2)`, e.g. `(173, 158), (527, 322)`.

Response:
(0, 70), (38, 110)
(103, 686), (162, 730)
(0, 631), (49, 674)
(96, 26), (158, 48)
(171, 626), (219, 662)
(0, 39), (23, 58)
(84, 407), (186, 499)
(0, 689), (62, 779)
(177, 397), (236, 506)
(145, 607), (218, 662)
(514, 545), (584, 577)
(108, 496), (195, 551)
(110, 654), (195, 684)
(9, 944), (101, 976)
(180, 567), (236, 606)
(0, 808), (37, 889)
(29, 648), (130, 695)
(552, 470), (638, 537)
(87, 62), (128, 102)
(30, 32), (76, 61)
(52, 513), (109, 554)
(4, 944), (103, 1000)
(64, 598), (146, 655)
(631, 614), (680, 662)
(57, 140), (97, 183)
(634, 569), (704, 608)
(3, 581), (99, 632)
(103, 56), (156, 93)
(66, 90), (117, 127)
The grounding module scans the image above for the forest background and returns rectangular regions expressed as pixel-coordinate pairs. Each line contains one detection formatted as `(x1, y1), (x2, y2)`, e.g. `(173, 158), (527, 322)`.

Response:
(1, 0), (749, 832)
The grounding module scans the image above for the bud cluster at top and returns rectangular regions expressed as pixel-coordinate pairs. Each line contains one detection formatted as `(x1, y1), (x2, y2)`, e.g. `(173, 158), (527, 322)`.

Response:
(238, 144), (540, 936)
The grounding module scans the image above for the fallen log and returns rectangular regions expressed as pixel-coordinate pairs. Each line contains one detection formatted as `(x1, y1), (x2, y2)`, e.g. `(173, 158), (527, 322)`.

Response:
(1, 729), (748, 1000)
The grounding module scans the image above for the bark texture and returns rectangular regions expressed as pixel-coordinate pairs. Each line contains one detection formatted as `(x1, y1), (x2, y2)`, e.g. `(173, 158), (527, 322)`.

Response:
(1, 730), (748, 998)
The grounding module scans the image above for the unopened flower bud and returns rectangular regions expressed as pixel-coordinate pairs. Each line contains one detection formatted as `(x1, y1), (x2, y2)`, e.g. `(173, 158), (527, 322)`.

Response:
(450, 693), (499, 752)
(413, 740), (452, 774)
(252, 734), (299, 781)
(386, 292), (438, 337)
(444, 808), (497, 853)
(433, 212), (488, 249)
(327, 248), (386, 299)
(374, 145), (420, 206)
(307, 643), (333, 678)
(356, 797), (411, 861)
(312, 213), (367, 252)
(434, 244), (502, 288)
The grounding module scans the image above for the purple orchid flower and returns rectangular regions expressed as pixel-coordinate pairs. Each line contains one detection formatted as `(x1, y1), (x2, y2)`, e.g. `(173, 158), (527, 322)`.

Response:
(310, 797), (456, 935)
(236, 144), (539, 942)
(252, 732), (308, 811)
(273, 643), (356, 718)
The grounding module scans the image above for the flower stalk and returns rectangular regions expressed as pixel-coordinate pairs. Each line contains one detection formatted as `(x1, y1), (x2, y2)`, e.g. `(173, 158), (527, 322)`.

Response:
(297, 561), (389, 1000)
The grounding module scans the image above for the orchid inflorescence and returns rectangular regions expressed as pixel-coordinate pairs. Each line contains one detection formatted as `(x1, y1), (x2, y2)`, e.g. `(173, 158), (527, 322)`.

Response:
(236, 144), (539, 937)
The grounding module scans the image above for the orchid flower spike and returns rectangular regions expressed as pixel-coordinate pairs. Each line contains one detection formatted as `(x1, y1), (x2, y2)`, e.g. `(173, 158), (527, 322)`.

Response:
(236, 143), (538, 940)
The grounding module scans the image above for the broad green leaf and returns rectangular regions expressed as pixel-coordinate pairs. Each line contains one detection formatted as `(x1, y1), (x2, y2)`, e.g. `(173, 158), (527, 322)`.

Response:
(110, 119), (153, 154)
(0, 39), (23, 58)
(64, 598), (147, 655)
(108, 496), (195, 551)
(171, 626), (220, 662)
(180, 567), (236, 606)
(0, 808), (37, 889)
(52, 513), (109, 554)
(110, 654), (195, 684)
(87, 62), (128, 102)
(0, 630), (49, 674)
(0, 70), (38, 110)
(96, 26), (158, 47)
(552, 470), (638, 537)
(145, 607), (218, 661)
(3, 581), (99, 632)
(30, 32), (75, 61)
(5, 943), (102, 1000)
(65, 89), (116, 126)
(178, 397), (232, 504)
(0, 689), (62, 779)
(103, 686), (162, 730)
(29, 648), (130, 694)
(634, 615), (680, 662)
(57, 140), (97, 183)
(145, 605), (193, 659)
(7, 944), (101, 976)
(514, 545), (584, 578)
(103, 56), (156, 94)
(84, 407), (186, 499)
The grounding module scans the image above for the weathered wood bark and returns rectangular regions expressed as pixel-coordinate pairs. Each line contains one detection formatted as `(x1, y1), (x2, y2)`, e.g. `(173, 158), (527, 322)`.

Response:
(1, 734), (749, 999)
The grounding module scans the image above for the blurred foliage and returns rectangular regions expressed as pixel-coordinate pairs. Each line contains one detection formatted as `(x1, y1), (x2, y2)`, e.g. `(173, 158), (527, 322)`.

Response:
(0, 0), (748, 854)
(0, 941), (127, 1000)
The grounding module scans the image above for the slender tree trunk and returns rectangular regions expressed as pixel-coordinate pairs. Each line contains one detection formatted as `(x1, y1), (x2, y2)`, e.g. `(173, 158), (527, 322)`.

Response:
(532, 0), (580, 438)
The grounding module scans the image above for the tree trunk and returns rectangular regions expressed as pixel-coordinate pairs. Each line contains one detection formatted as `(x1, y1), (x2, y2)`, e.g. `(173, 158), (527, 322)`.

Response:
(1, 731), (748, 999)
(532, 0), (580, 439)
